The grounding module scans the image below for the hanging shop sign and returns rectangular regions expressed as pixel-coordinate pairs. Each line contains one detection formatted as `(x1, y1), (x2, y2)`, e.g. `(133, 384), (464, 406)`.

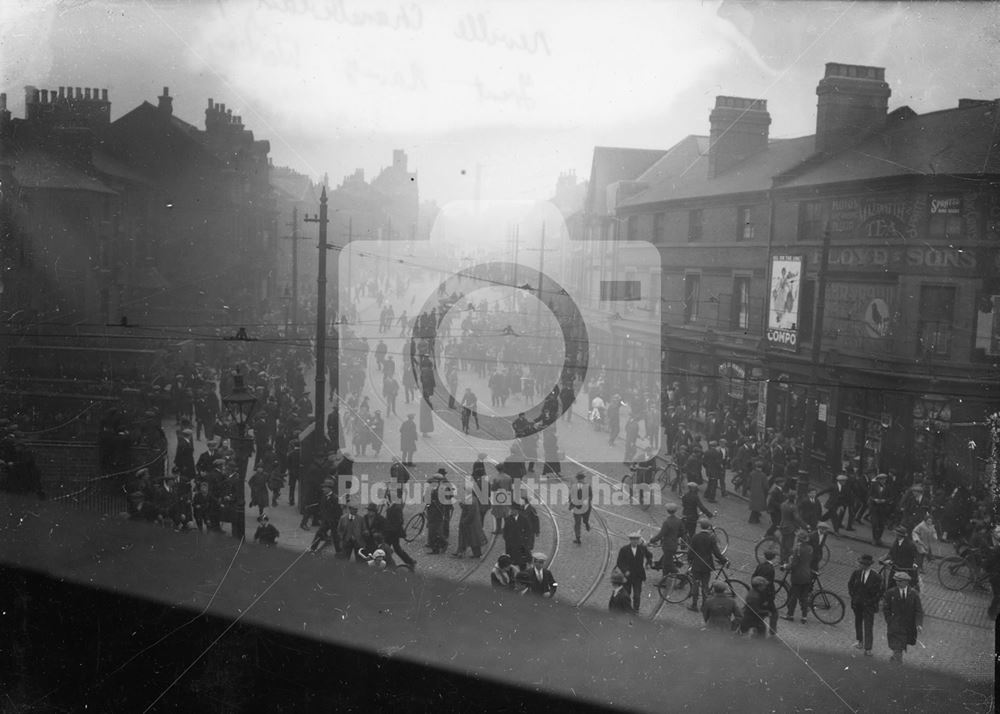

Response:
(766, 255), (803, 351)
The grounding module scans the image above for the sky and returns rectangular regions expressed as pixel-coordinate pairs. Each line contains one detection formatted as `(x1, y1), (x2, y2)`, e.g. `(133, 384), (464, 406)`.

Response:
(2, 0), (999, 207)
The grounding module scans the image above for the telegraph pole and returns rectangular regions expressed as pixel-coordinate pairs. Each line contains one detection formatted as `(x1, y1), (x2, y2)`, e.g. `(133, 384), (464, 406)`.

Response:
(304, 187), (331, 449)
(282, 206), (310, 337)
(522, 222), (558, 329)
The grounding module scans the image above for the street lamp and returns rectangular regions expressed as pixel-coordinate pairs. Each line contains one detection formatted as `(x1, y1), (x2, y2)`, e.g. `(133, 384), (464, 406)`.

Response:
(222, 369), (258, 539)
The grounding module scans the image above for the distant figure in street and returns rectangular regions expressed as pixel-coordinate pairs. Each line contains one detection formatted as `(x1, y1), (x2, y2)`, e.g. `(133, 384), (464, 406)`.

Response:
(399, 414), (417, 465)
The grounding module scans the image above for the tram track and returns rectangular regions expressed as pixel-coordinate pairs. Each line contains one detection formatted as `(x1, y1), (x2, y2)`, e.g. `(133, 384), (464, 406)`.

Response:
(573, 508), (613, 608)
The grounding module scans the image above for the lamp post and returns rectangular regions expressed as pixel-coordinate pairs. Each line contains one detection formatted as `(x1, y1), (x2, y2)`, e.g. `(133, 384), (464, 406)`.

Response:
(222, 370), (258, 539)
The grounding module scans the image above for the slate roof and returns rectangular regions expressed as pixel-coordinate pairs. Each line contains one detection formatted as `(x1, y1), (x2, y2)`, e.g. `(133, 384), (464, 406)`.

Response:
(619, 135), (815, 208)
(619, 100), (1000, 208)
(776, 102), (1000, 187)
(12, 149), (117, 194)
(584, 147), (668, 215)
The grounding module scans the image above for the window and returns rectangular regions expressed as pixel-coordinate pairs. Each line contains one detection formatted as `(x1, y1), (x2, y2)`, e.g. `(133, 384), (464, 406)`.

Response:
(688, 209), (703, 242)
(653, 212), (665, 243)
(731, 277), (750, 330)
(917, 285), (956, 357)
(798, 201), (825, 241)
(684, 274), (700, 323)
(738, 206), (755, 241)
(928, 195), (962, 239)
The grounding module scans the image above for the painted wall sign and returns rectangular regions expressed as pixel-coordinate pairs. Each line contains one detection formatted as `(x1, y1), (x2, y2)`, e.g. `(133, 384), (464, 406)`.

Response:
(823, 282), (898, 355)
(813, 245), (978, 272)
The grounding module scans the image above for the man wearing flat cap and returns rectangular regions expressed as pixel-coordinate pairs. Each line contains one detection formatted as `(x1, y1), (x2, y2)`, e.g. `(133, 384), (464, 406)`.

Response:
(868, 473), (891, 546)
(650, 503), (684, 579)
(883, 571), (923, 662)
(848, 553), (884, 656)
(616, 531), (654, 612)
(887, 524), (920, 589)
(817, 474), (851, 535)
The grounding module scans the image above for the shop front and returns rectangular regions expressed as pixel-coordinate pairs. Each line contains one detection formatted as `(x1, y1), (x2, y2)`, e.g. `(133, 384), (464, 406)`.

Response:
(665, 346), (763, 439)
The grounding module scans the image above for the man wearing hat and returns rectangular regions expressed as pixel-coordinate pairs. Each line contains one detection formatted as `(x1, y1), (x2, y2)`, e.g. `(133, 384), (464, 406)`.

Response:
(817, 475), (851, 535)
(253, 514), (279, 547)
(336, 503), (364, 561)
(687, 519), (728, 612)
(887, 524), (919, 589)
(425, 470), (449, 555)
(898, 482), (931, 531)
(650, 503), (684, 578)
(525, 552), (557, 598)
(883, 571), (923, 662)
(783, 530), (814, 623)
(174, 427), (196, 481)
(739, 577), (773, 638)
(682, 482), (713, 540)
(196, 439), (222, 476)
(616, 531), (654, 612)
(848, 553), (884, 655)
(751, 550), (780, 636)
(868, 473), (892, 546)
(569, 472), (593, 544)
(703, 440), (725, 502)
(399, 414), (418, 465)
(608, 569), (633, 613)
(702, 581), (740, 631)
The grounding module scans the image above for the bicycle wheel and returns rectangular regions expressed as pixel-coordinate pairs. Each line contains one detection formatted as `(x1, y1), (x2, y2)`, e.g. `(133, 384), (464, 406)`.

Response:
(659, 464), (678, 494)
(725, 578), (750, 606)
(818, 542), (831, 570)
(713, 527), (729, 555)
(404, 512), (425, 543)
(754, 536), (781, 564)
(657, 573), (692, 604)
(772, 581), (789, 611)
(810, 589), (845, 625)
(937, 556), (972, 591)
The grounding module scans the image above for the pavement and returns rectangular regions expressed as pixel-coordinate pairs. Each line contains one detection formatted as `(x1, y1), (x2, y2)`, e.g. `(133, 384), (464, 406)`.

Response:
(161, 274), (994, 684)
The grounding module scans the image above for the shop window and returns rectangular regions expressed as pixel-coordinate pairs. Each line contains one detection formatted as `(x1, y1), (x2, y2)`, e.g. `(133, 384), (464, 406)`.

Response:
(917, 285), (956, 357)
(688, 209), (703, 242)
(738, 206), (754, 241)
(798, 201), (825, 241)
(684, 274), (700, 323)
(928, 195), (962, 239)
(731, 277), (750, 330)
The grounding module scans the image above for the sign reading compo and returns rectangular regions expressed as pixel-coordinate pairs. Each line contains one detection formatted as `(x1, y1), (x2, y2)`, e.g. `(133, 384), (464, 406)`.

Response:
(767, 255), (803, 351)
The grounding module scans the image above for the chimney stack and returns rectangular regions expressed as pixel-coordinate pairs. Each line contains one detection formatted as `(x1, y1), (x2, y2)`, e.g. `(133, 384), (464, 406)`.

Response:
(158, 86), (173, 116)
(815, 63), (890, 154)
(708, 96), (770, 178)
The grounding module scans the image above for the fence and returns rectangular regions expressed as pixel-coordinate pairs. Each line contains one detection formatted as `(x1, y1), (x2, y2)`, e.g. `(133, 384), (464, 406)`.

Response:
(47, 447), (167, 517)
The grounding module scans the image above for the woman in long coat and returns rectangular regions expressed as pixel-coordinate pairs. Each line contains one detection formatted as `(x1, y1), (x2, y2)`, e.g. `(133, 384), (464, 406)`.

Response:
(247, 465), (270, 517)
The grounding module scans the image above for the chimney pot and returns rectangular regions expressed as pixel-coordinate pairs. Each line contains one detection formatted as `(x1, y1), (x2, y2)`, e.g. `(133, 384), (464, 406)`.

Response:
(102, 89), (108, 101)
(815, 62), (891, 154)
(76, 87), (83, 99)
(85, 88), (91, 99)
(59, 86), (65, 99)
(0, 93), (6, 111)
(163, 86), (169, 96)
(40, 89), (49, 103)
(208, 98), (214, 109)
(708, 95), (771, 178)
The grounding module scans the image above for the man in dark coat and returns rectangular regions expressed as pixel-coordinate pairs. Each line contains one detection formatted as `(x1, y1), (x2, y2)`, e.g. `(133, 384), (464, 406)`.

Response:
(746, 458), (768, 523)
(383, 495), (416, 567)
(687, 519), (727, 612)
(616, 532), (654, 612)
(569, 472), (592, 544)
(399, 414), (418, 465)
(783, 531), (814, 623)
(817, 474), (851, 534)
(868, 473), (892, 546)
(848, 553), (883, 656)
(682, 483), (713, 541)
(503, 504), (533, 569)
(525, 552), (557, 598)
(887, 524), (920, 589)
(299, 454), (327, 530)
(650, 502), (684, 577)
(751, 550), (780, 636)
(174, 428), (196, 480)
(702, 441), (725, 502)
(883, 571), (923, 662)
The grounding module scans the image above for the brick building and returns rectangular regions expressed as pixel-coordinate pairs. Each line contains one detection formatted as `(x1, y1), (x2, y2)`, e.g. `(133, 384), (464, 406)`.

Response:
(596, 62), (999, 487)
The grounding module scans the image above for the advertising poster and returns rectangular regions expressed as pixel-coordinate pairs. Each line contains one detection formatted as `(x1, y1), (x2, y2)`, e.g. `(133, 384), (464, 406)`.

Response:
(767, 255), (803, 350)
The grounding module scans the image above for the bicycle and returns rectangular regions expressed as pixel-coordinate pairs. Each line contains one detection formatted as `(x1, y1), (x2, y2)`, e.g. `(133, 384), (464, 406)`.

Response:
(621, 460), (661, 511)
(678, 522), (729, 556)
(754, 528), (831, 570)
(937, 545), (990, 592)
(656, 557), (749, 606)
(770, 567), (845, 625)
